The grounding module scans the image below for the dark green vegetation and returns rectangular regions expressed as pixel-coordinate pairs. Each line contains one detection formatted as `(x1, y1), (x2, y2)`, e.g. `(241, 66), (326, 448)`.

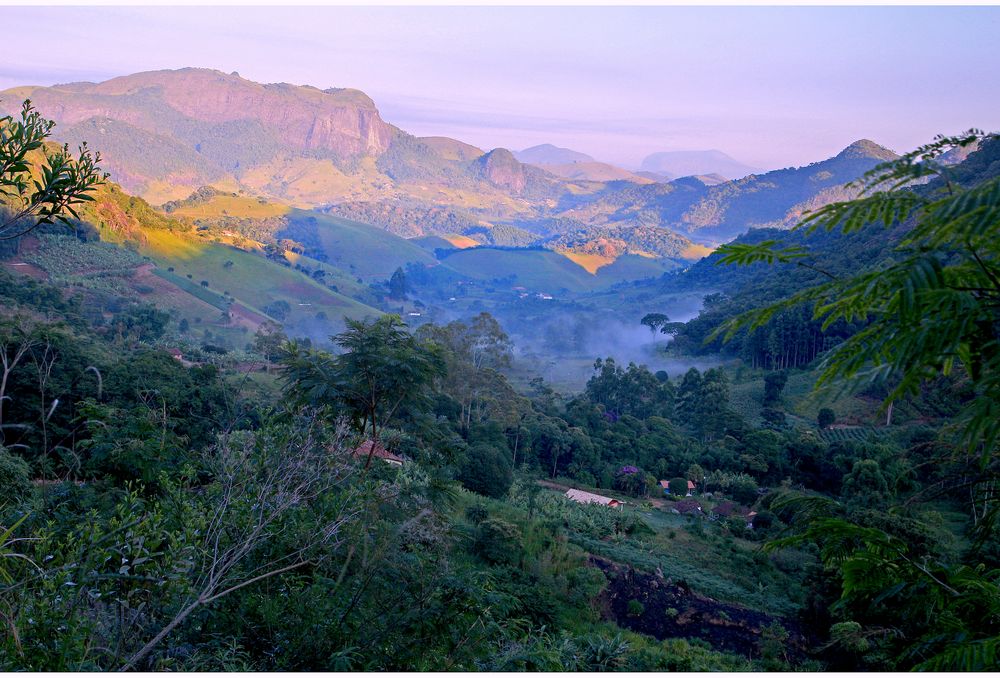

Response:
(2, 101), (999, 671)
(0, 100), (106, 242)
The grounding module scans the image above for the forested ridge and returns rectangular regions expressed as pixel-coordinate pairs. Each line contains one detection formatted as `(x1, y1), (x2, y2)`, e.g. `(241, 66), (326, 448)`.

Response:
(1, 103), (999, 671)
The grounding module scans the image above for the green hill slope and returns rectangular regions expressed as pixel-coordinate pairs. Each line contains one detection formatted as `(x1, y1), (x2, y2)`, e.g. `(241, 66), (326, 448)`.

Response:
(276, 210), (438, 279)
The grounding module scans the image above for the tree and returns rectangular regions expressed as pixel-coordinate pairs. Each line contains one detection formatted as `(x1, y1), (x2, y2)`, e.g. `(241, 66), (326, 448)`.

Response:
(1, 100), (106, 241)
(614, 465), (646, 497)
(458, 443), (513, 498)
(715, 130), (1000, 458)
(252, 323), (287, 363)
(763, 370), (788, 405)
(718, 133), (1000, 669)
(640, 312), (669, 336)
(263, 299), (291, 321)
(280, 315), (444, 469)
(841, 458), (890, 507)
(121, 414), (360, 669)
(475, 518), (522, 565)
(667, 477), (688, 497)
(115, 304), (169, 343)
(416, 312), (520, 432)
(818, 407), (836, 429)
(685, 463), (706, 485)
(388, 267), (408, 299)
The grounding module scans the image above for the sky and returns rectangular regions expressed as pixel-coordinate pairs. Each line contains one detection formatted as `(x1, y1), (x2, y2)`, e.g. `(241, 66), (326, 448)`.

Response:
(2, 5), (999, 170)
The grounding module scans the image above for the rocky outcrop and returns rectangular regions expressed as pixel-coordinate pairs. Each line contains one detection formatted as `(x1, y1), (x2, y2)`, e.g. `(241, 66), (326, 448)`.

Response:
(473, 148), (527, 193)
(4, 68), (394, 159)
(835, 139), (898, 162)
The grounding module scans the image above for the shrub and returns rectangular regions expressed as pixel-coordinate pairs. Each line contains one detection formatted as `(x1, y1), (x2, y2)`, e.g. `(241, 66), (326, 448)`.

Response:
(0, 446), (32, 509)
(627, 599), (645, 617)
(465, 503), (489, 525)
(475, 518), (522, 565)
(580, 633), (629, 671)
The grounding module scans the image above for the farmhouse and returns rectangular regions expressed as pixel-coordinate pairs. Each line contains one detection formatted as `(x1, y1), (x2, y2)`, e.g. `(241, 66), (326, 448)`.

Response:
(670, 498), (703, 515)
(659, 479), (697, 496)
(564, 488), (622, 508)
(352, 440), (406, 466)
(710, 501), (758, 528)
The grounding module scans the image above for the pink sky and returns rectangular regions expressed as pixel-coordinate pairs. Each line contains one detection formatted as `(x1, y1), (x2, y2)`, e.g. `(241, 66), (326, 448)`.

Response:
(2, 5), (998, 170)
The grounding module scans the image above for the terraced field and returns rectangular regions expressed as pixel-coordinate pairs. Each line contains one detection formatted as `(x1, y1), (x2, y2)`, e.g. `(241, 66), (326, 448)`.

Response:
(819, 426), (879, 443)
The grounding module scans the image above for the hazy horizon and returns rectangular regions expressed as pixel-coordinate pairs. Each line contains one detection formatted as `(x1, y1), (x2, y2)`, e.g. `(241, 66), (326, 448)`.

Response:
(3, 5), (998, 171)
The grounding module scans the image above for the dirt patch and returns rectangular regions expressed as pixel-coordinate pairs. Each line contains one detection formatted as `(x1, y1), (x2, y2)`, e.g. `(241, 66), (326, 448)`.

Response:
(3, 237), (48, 280)
(229, 303), (268, 330)
(132, 264), (218, 313)
(591, 555), (810, 661)
(2, 259), (48, 280)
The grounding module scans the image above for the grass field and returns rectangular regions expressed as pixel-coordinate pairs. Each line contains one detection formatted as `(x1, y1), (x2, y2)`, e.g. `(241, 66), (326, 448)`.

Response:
(443, 247), (678, 293)
(152, 268), (231, 310)
(559, 250), (616, 274)
(136, 227), (383, 326)
(168, 194), (290, 220)
(279, 210), (438, 280)
(442, 247), (599, 292)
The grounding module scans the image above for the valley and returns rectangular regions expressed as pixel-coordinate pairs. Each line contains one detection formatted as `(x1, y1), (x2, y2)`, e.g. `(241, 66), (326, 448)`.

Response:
(1, 32), (998, 672)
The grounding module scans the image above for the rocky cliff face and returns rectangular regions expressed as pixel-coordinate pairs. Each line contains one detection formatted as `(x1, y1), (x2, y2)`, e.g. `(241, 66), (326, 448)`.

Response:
(474, 148), (527, 193)
(9, 68), (395, 159)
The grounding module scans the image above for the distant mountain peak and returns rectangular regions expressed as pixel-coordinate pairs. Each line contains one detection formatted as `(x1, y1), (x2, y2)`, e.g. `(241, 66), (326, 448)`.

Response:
(837, 139), (898, 162)
(640, 149), (760, 181)
(514, 144), (594, 165)
(474, 148), (526, 193)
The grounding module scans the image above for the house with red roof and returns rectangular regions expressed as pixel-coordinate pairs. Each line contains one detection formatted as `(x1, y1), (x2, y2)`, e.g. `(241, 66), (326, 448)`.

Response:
(352, 440), (406, 466)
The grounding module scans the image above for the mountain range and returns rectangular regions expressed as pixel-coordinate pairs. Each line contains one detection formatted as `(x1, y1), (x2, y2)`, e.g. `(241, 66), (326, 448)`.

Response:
(2, 68), (899, 259)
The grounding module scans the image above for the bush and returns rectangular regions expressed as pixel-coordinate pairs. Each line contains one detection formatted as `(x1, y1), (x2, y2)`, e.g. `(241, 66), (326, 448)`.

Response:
(475, 518), (522, 565)
(818, 408), (836, 429)
(0, 446), (32, 509)
(580, 633), (630, 671)
(465, 503), (489, 525)
(627, 599), (645, 617)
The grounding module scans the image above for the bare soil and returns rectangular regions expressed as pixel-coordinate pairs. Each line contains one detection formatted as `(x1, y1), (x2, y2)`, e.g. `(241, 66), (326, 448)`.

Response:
(590, 555), (810, 661)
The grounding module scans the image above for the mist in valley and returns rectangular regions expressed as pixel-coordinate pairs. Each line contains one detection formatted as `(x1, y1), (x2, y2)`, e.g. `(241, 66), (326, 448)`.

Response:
(505, 289), (721, 393)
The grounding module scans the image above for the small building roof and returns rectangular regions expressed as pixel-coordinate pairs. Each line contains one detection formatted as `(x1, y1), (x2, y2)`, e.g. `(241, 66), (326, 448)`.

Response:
(565, 488), (621, 507)
(659, 479), (697, 492)
(352, 440), (406, 465)
(711, 500), (751, 518)
(672, 498), (703, 514)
